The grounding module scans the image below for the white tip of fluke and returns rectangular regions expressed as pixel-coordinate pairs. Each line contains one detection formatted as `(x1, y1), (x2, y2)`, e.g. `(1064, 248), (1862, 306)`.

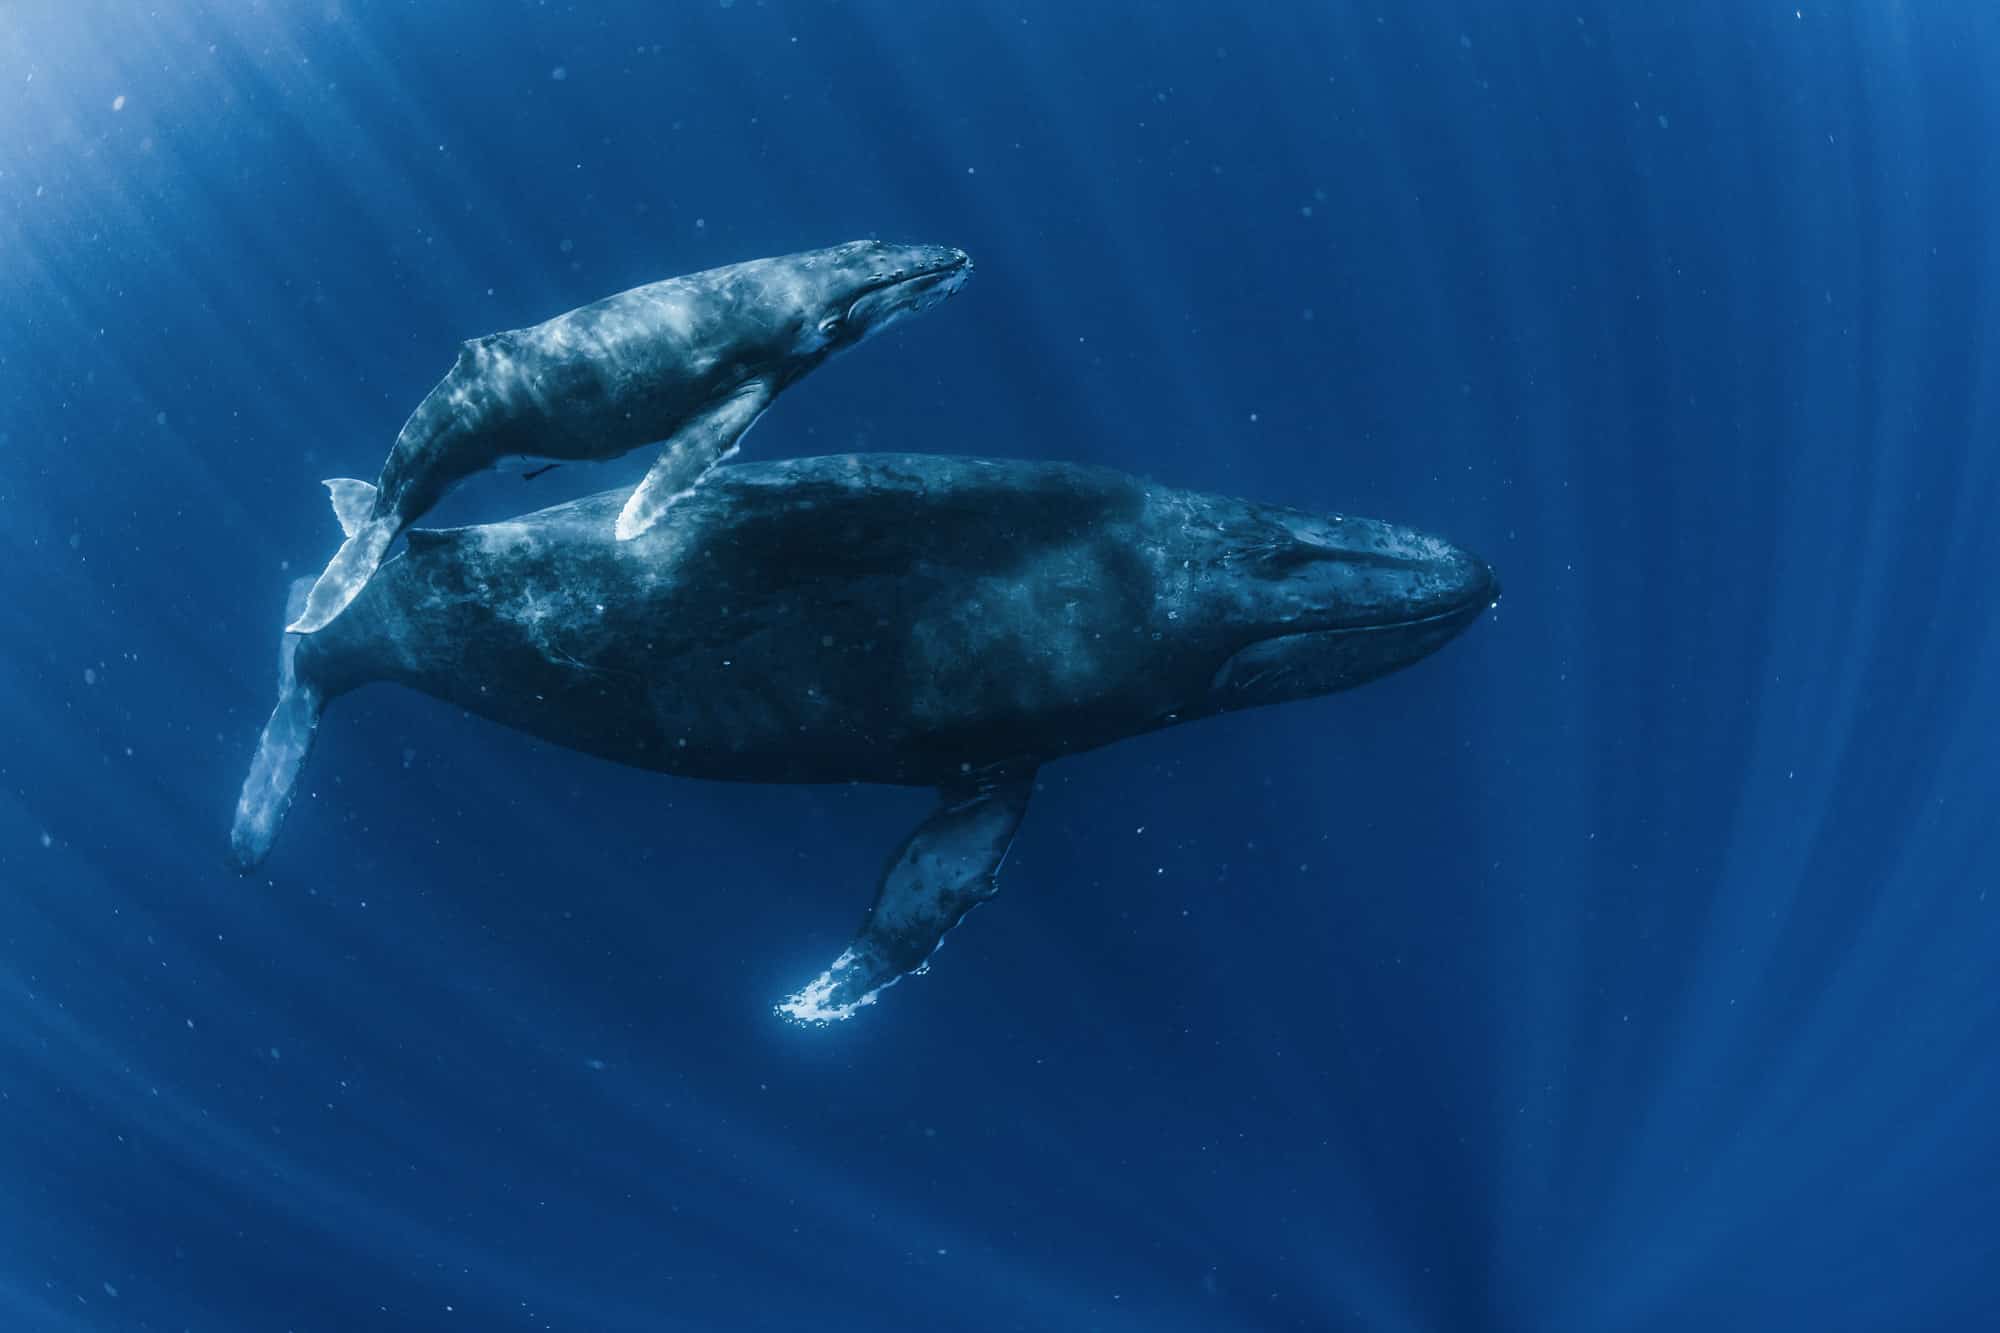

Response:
(775, 948), (890, 1025)
(286, 518), (397, 634)
(323, 477), (378, 540)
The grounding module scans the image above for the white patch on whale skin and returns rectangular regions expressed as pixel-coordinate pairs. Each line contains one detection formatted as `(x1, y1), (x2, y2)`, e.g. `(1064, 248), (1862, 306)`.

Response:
(472, 521), (541, 558)
(323, 478), (378, 539)
(774, 948), (889, 1025)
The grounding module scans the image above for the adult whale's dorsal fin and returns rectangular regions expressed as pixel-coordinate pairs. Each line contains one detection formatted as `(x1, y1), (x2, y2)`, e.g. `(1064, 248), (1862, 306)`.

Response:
(455, 331), (508, 369)
(614, 378), (773, 541)
(777, 772), (1035, 1024)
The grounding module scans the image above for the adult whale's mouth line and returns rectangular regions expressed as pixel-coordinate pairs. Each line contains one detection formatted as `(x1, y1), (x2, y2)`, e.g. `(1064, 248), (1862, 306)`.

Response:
(1297, 590), (1503, 638)
(1204, 561), (1498, 706)
(1277, 565), (1502, 637)
(1300, 601), (1491, 644)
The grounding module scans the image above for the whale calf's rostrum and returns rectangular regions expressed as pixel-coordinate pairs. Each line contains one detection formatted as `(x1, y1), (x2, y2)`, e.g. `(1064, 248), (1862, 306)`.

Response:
(285, 238), (973, 636)
(233, 454), (1498, 1021)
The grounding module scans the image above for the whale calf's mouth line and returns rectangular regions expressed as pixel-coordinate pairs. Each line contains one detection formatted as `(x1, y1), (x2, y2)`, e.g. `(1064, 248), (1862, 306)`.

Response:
(851, 251), (972, 305)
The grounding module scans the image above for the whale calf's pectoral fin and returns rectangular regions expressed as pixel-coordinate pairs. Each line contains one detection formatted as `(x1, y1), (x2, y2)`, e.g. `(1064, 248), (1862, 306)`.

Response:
(777, 772), (1035, 1025)
(323, 478), (379, 539)
(614, 379), (774, 541)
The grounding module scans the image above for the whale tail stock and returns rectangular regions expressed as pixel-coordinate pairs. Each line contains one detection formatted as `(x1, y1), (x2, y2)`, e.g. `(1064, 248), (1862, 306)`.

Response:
(229, 578), (326, 871)
(777, 771), (1035, 1024)
(284, 478), (394, 635)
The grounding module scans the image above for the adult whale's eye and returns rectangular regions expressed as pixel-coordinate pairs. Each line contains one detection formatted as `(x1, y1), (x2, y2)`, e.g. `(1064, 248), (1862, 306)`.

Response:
(818, 314), (844, 337)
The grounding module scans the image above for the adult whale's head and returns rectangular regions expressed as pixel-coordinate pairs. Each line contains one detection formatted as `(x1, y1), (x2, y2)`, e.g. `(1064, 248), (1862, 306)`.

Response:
(707, 238), (974, 379)
(1179, 504), (1499, 719)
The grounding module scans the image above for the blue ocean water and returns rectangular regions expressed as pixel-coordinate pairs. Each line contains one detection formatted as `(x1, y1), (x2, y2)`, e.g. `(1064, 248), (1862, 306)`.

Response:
(4, 1), (1998, 1329)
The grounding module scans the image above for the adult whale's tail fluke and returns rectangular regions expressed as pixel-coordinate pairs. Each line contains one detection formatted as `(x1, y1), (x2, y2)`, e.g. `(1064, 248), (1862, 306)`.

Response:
(777, 774), (1034, 1024)
(285, 478), (394, 635)
(230, 579), (325, 871)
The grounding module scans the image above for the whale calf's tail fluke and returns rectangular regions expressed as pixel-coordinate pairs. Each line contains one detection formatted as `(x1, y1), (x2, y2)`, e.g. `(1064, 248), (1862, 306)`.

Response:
(285, 479), (394, 635)
(230, 579), (325, 871)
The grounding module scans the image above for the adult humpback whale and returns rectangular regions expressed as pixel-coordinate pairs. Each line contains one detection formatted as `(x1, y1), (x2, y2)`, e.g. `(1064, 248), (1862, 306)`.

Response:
(233, 455), (1497, 1022)
(286, 239), (972, 636)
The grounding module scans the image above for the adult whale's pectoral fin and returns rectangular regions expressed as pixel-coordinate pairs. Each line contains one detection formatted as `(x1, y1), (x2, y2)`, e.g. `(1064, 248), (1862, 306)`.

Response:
(614, 379), (773, 541)
(230, 579), (325, 871)
(777, 773), (1035, 1025)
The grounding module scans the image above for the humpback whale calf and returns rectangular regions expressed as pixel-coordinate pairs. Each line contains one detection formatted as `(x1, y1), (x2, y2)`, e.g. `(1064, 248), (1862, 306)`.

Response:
(285, 239), (972, 636)
(232, 455), (1497, 1022)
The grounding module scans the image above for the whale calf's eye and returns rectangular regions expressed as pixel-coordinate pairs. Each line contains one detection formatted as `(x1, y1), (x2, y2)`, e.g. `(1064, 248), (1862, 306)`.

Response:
(818, 315), (844, 337)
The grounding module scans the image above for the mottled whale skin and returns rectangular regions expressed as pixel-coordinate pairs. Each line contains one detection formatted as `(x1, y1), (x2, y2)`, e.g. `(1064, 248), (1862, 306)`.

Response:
(286, 239), (972, 636)
(233, 454), (1497, 1021)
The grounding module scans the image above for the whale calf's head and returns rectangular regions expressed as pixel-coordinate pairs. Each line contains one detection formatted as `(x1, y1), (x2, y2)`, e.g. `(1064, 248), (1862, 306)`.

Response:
(1199, 510), (1498, 713)
(723, 239), (973, 365)
(818, 239), (973, 346)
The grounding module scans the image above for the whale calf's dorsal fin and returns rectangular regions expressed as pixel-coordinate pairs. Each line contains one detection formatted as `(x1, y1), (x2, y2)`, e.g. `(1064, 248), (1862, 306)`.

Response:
(322, 478), (379, 540)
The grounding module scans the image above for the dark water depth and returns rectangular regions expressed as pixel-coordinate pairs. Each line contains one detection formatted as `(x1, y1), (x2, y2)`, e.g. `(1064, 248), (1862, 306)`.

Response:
(3, 2), (1997, 1329)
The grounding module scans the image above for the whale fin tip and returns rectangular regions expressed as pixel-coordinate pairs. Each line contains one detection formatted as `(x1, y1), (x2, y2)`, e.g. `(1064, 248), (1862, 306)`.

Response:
(231, 583), (328, 870)
(776, 773), (1034, 1024)
(322, 478), (378, 540)
(615, 379), (774, 541)
(286, 517), (398, 634)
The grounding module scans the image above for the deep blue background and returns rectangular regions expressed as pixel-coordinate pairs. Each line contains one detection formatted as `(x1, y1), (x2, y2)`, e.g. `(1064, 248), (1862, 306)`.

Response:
(4, 2), (1998, 1329)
